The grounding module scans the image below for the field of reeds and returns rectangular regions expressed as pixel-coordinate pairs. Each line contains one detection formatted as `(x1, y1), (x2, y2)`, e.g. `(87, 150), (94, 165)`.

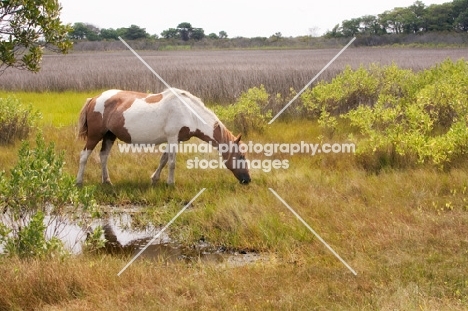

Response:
(1, 47), (467, 104)
(0, 47), (468, 310)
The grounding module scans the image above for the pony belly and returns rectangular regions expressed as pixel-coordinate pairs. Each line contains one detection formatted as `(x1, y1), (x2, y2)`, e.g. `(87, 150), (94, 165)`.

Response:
(129, 134), (168, 145)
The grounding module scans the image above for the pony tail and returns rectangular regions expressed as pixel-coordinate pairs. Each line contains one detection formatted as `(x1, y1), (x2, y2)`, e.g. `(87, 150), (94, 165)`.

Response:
(78, 98), (92, 139)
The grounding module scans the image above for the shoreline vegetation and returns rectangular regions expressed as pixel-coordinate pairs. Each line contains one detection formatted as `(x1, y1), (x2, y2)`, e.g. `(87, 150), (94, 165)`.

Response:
(70, 32), (468, 52)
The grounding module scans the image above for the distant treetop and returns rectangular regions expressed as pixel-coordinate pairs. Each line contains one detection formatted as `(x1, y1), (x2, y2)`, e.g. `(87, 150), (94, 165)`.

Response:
(325, 0), (468, 38)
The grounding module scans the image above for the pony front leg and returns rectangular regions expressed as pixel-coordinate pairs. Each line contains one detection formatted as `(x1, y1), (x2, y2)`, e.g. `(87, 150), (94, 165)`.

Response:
(100, 151), (112, 184)
(151, 152), (168, 184)
(166, 141), (178, 185)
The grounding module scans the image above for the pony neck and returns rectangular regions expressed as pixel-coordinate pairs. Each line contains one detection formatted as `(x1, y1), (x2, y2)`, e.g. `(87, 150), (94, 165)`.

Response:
(195, 121), (237, 160)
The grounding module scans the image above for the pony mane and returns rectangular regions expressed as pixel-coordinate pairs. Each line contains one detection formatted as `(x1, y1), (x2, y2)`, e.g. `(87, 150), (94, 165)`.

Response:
(165, 88), (219, 123)
(214, 120), (237, 145)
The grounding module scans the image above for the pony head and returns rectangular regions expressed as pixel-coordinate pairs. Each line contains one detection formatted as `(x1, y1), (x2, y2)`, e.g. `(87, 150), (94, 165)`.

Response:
(221, 134), (251, 184)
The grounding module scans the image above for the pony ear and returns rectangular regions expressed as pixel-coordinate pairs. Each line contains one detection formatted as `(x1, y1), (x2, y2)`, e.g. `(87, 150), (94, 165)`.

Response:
(234, 134), (242, 144)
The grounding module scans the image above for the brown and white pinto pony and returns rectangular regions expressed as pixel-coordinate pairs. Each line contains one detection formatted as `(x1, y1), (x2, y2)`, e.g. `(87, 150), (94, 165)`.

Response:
(76, 88), (251, 185)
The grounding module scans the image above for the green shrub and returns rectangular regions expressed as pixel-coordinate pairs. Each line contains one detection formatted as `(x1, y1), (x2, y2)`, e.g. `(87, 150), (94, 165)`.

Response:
(0, 96), (40, 145)
(300, 65), (380, 117)
(416, 59), (468, 130)
(342, 59), (468, 169)
(214, 85), (272, 135)
(298, 58), (468, 170)
(0, 134), (99, 258)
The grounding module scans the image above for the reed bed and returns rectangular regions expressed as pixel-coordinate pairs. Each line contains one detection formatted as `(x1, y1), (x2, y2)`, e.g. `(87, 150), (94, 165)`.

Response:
(1, 48), (466, 104)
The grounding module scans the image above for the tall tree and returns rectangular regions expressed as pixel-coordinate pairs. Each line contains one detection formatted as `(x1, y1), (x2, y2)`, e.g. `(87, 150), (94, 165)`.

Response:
(177, 22), (193, 41)
(360, 15), (383, 35)
(100, 28), (120, 40)
(341, 18), (361, 37)
(379, 7), (410, 34)
(324, 24), (343, 38)
(453, 0), (468, 31)
(123, 24), (149, 40)
(161, 28), (179, 39)
(218, 30), (228, 39)
(425, 3), (455, 32)
(69, 23), (100, 41)
(0, 0), (72, 73)
(408, 1), (426, 32)
(191, 28), (205, 40)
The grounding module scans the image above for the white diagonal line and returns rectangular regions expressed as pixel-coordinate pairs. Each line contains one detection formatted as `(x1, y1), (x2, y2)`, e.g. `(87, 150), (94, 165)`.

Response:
(268, 37), (356, 124)
(268, 188), (357, 275)
(117, 188), (206, 276)
(118, 37), (207, 125)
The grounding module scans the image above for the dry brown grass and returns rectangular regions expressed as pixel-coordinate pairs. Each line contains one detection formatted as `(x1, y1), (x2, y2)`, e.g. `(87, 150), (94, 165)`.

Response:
(0, 48), (466, 104)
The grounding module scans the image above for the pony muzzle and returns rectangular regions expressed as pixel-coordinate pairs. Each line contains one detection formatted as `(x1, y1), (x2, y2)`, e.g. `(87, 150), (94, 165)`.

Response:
(238, 175), (251, 184)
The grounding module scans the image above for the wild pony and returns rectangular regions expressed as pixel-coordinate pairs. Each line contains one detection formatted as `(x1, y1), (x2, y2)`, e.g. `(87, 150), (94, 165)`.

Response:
(76, 88), (251, 186)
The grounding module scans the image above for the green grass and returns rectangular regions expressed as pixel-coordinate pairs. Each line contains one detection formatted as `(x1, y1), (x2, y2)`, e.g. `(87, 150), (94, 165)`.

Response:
(0, 91), (95, 127)
(1, 92), (468, 310)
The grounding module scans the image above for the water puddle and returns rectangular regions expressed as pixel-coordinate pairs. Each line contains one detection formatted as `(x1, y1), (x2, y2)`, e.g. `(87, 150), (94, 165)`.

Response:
(1, 207), (271, 267)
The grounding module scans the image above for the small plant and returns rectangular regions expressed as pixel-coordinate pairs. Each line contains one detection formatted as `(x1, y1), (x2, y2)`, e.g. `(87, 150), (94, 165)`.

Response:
(0, 134), (100, 258)
(317, 106), (338, 139)
(0, 96), (40, 145)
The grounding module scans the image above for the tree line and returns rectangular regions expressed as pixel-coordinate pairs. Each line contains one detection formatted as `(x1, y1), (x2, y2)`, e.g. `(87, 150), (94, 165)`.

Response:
(69, 0), (468, 43)
(326, 0), (468, 37)
(69, 22), (228, 41)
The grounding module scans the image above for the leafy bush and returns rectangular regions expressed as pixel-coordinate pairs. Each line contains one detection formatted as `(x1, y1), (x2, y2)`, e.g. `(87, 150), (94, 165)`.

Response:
(0, 96), (40, 145)
(300, 63), (420, 118)
(214, 85), (272, 135)
(301, 59), (468, 170)
(300, 65), (380, 117)
(0, 134), (99, 258)
(345, 59), (468, 169)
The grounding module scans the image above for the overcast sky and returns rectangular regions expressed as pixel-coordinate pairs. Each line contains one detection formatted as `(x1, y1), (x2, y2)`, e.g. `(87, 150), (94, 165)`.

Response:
(59, 0), (450, 38)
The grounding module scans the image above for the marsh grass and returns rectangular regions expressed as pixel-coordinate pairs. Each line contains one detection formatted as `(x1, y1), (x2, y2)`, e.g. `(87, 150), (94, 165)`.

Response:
(1, 48), (467, 105)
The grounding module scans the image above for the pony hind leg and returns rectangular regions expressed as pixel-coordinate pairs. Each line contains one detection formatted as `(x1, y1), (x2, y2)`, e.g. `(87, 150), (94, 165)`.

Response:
(151, 152), (168, 185)
(100, 131), (117, 185)
(76, 137), (101, 186)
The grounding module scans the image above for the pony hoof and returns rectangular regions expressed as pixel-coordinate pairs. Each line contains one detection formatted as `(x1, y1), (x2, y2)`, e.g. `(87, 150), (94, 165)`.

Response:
(76, 182), (83, 188)
(102, 180), (113, 186)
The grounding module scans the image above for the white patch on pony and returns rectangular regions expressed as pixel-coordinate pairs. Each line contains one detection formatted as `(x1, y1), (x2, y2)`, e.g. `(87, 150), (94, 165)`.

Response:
(123, 90), (219, 144)
(94, 89), (120, 115)
(123, 97), (170, 144)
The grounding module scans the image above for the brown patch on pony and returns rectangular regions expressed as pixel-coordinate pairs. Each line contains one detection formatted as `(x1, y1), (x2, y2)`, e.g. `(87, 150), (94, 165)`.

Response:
(178, 126), (192, 142)
(177, 122), (237, 146)
(178, 126), (212, 143)
(101, 92), (136, 143)
(145, 94), (163, 104)
(79, 97), (106, 150)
